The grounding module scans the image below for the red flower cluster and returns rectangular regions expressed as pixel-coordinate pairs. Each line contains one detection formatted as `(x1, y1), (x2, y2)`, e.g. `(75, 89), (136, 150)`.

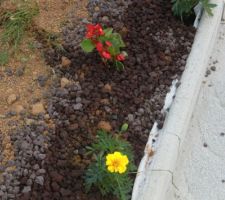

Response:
(86, 24), (104, 39)
(95, 41), (112, 60)
(85, 24), (126, 62)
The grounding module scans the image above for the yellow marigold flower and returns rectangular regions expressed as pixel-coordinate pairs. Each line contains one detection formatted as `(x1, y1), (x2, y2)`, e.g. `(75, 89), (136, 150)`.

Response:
(106, 151), (129, 174)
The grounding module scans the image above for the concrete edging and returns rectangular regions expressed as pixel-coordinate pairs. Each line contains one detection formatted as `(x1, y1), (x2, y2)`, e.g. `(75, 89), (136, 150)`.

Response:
(132, 1), (224, 199)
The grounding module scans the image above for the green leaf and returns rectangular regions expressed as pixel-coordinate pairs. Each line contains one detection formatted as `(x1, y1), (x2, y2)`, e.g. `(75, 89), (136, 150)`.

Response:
(81, 39), (95, 53)
(120, 123), (129, 132)
(108, 46), (120, 56)
(104, 28), (113, 37)
(115, 61), (124, 71)
(113, 33), (126, 48)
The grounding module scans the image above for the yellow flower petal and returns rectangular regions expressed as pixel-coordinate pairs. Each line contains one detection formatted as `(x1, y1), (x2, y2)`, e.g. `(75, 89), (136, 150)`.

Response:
(105, 151), (129, 174)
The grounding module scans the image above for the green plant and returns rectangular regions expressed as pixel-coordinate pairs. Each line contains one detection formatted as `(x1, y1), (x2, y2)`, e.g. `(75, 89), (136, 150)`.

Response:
(172, 0), (217, 20)
(0, 51), (9, 65)
(0, 4), (39, 49)
(85, 124), (136, 200)
(81, 24), (128, 70)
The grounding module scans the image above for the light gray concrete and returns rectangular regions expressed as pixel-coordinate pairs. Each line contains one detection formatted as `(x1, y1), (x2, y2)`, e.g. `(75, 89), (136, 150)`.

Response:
(170, 24), (225, 200)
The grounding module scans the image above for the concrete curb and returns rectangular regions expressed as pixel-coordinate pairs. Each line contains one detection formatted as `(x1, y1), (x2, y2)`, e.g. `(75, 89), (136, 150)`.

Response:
(132, 1), (224, 199)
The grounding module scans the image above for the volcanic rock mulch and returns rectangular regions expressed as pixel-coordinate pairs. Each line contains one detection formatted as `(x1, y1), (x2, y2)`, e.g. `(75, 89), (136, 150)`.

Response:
(0, 0), (195, 200)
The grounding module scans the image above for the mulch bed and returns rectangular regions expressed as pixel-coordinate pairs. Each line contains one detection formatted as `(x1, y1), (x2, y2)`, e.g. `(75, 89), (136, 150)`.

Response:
(0, 0), (195, 200)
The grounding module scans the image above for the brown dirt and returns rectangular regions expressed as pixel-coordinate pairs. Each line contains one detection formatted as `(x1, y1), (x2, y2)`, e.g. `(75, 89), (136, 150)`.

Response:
(0, 0), (88, 174)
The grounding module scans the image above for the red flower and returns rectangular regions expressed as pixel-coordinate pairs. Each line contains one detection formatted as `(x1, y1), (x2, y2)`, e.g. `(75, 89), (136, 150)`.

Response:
(102, 51), (111, 60)
(96, 42), (104, 52)
(116, 54), (125, 61)
(86, 24), (104, 39)
(105, 41), (112, 47)
(95, 24), (104, 36)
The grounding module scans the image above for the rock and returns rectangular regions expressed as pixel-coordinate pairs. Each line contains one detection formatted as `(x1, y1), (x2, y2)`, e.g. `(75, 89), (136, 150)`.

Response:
(50, 171), (64, 182)
(26, 179), (33, 186)
(7, 94), (17, 105)
(51, 182), (60, 192)
(61, 78), (71, 88)
(73, 103), (83, 110)
(60, 188), (71, 196)
(32, 103), (45, 115)
(16, 67), (25, 76)
(97, 121), (112, 132)
(100, 99), (110, 105)
(25, 118), (35, 125)
(95, 6), (100, 12)
(4, 68), (13, 76)
(102, 16), (109, 23)
(37, 75), (48, 87)
(22, 186), (31, 193)
(75, 97), (82, 103)
(37, 169), (46, 174)
(102, 83), (112, 93)
(61, 56), (71, 67)
(37, 154), (46, 160)
(33, 164), (40, 170)
(13, 105), (24, 114)
(35, 176), (44, 186)
(127, 114), (134, 122)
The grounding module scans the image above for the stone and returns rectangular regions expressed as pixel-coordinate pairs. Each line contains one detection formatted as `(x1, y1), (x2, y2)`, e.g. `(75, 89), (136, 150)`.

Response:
(50, 171), (64, 182)
(16, 67), (25, 76)
(60, 188), (71, 196)
(61, 56), (71, 67)
(37, 169), (46, 174)
(61, 78), (71, 88)
(51, 182), (60, 192)
(37, 154), (46, 160)
(35, 176), (44, 186)
(25, 118), (35, 125)
(97, 121), (112, 132)
(32, 103), (45, 115)
(37, 75), (48, 87)
(22, 186), (31, 193)
(5, 68), (13, 76)
(102, 84), (112, 93)
(75, 97), (82, 103)
(13, 105), (24, 114)
(7, 94), (17, 105)
(127, 114), (134, 122)
(102, 16), (109, 23)
(73, 103), (83, 110)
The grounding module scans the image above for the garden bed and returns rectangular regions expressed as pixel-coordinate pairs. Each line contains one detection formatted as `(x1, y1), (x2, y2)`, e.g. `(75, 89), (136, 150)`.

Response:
(0, 0), (196, 199)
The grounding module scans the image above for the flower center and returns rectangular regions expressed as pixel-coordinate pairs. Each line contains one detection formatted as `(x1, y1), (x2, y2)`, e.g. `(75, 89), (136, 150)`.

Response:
(112, 159), (120, 168)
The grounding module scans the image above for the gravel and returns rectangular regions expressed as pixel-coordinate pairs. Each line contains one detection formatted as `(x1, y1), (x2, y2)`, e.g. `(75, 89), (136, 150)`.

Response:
(0, 0), (195, 199)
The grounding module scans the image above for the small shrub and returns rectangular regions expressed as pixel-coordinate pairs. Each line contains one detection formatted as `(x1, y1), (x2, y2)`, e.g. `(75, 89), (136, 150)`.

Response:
(81, 24), (128, 70)
(172, 0), (217, 20)
(0, 4), (39, 49)
(85, 126), (136, 200)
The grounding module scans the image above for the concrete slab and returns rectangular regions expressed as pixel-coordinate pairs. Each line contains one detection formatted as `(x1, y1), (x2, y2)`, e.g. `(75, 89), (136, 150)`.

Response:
(170, 24), (225, 200)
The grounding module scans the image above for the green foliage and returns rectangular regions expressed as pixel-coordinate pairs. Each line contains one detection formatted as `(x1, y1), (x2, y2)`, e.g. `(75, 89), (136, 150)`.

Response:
(172, 0), (217, 20)
(0, 51), (9, 65)
(0, 4), (39, 49)
(85, 130), (136, 200)
(81, 39), (95, 53)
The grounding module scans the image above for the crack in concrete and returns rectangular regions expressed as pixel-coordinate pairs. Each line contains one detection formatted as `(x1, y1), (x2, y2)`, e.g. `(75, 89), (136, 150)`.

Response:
(151, 169), (179, 191)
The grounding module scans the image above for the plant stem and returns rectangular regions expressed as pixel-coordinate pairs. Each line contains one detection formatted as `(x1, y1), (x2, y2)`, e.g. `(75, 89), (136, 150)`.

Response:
(116, 174), (125, 200)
